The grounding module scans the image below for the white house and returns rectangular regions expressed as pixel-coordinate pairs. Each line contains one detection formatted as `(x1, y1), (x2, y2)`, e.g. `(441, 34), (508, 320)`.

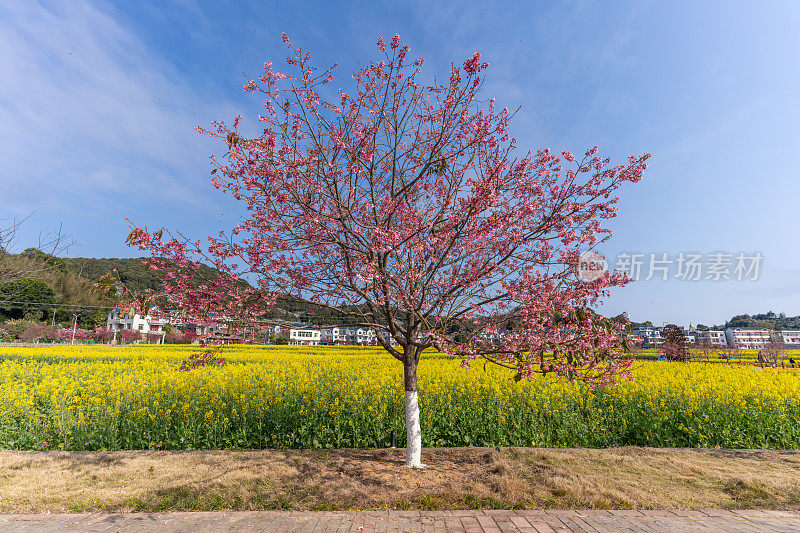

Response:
(779, 330), (800, 346)
(623, 332), (645, 347)
(376, 328), (401, 347)
(480, 329), (517, 346)
(349, 327), (376, 345)
(631, 326), (663, 347)
(724, 328), (772, 349)
(289, 328), (321, 345)
(106, 310), (222, 342)
(319, 326), (347, 344)
(694, 330), (727, 346)
(106, 310), (166, 337)
(319, 326), (377, 345)
(263, 324), (286, 342)
(184, 322), (222, 337)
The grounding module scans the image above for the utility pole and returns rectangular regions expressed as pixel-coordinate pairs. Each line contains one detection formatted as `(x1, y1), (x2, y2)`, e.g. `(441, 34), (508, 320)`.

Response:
(51, 308), (57, 326)
(71, 314), (78, 345)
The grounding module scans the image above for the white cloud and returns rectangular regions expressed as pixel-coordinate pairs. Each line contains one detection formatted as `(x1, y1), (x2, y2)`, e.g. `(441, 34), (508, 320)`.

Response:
(0, 0), (237, 218)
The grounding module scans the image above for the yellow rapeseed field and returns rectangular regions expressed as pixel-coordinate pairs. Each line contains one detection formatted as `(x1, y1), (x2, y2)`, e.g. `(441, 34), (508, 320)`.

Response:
(0, 344), (798, 450)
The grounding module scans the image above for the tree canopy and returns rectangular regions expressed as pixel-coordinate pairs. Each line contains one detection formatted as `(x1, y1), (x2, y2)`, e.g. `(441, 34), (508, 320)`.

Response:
(127, 34), (649, 467)
(0, 278), (56, 319)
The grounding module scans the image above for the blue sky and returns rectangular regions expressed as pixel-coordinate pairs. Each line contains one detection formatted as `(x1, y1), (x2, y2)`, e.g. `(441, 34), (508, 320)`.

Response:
(2, 0), (799, 326)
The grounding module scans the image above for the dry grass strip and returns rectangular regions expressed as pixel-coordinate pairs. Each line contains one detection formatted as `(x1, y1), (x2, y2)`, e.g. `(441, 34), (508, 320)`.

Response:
(0, 447), (798, 513)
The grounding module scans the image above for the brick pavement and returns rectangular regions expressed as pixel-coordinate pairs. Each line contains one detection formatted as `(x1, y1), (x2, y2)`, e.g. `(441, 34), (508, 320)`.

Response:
(0, 509), (798, 532)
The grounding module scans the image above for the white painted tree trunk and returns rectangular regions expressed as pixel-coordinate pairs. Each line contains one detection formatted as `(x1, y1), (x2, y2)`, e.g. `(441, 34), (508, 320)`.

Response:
(404, 390), (425, 468)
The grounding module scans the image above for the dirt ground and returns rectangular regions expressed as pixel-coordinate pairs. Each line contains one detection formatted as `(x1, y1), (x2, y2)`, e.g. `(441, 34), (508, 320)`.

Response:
(0, 447), (798, 513)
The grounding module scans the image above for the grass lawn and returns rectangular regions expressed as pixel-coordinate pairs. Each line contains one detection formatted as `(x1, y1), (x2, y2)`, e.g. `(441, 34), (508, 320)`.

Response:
(1, 447), (798, 513)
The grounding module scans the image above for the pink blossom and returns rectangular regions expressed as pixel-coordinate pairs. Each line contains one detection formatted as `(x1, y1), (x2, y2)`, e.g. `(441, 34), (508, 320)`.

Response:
(463, 52), (488, 74)
(126, 34), (649, 389)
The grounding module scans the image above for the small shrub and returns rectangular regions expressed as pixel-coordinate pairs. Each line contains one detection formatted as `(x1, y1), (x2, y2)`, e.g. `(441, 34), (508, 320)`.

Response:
(19, 323), (58, 342)
(56, 328), (93, 342)
(93, 328), (115, 343)
(118, 329), (142, 344)
(4, 320), (35, 339)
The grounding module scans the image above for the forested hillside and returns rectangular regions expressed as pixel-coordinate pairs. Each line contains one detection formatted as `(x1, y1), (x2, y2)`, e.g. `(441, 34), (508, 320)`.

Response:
(62, 257), (220, 294)
(0, 249), (110, 327)
(1, 252), (348, 327)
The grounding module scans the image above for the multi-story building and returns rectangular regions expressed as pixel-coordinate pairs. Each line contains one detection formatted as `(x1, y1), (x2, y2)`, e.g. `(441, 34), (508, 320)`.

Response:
(183, 322), (222, 337)
(106, 309), (166, 337)
(106, 310), (220, 342)
(630, 325), (699, 347)
(354, 328), (376, 345)
(264, 324), (286, 341)
(631, 326), (663, 347)
(319, 326), (347, 344)
(319, 326), (376, 345)
(779, 330), (800, 346)
(375, 328), (401, 347)
(623, 331), (645, 347)
(679, 326), (696, 344)
(694, 330), (727, 346)
(289, 328), (321, 345)
(724, 328), (771, 349)
(479, 329), (508, 346)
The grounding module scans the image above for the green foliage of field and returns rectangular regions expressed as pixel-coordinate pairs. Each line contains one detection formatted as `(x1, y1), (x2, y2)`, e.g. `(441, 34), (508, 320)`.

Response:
(0, 345), (799, 451)
(636, 348), (800, 361)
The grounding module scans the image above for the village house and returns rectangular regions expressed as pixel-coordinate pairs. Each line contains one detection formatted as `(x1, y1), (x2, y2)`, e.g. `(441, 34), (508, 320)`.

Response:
(319, 326), (377, 345)
(694, 330), (727, 346)
(289, 328), (321, 345)
(106, 309), (220, 341)
(724, 327), (772, 349)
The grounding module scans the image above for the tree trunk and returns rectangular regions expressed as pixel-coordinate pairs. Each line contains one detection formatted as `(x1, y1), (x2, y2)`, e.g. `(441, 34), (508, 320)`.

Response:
(403, 346), (425, 468)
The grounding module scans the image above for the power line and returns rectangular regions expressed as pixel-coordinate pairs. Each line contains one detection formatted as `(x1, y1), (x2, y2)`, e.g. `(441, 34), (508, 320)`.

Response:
(0, 300), (114, 311)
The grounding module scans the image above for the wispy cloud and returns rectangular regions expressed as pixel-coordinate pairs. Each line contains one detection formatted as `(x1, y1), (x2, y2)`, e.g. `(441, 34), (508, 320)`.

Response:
(0, 0), (237, 219)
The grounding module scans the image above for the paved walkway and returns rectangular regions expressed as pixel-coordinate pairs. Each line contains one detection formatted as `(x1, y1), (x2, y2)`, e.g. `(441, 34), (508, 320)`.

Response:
(1, 510), (799, 532)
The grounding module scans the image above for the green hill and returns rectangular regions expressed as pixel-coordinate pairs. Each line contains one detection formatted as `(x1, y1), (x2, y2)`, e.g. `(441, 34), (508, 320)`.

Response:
(62, 257), (219, 294)
(1, 253), (344, 326)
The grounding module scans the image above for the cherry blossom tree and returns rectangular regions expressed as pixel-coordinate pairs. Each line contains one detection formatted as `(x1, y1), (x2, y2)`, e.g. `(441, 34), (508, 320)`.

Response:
(692, 339), (717, 362)
(127, 34), (649, 468)
(93, 327), (115, 344)
(660, 324), (689, 362)
(762, 339), (786, 364)
(118, 329), (142, 345)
